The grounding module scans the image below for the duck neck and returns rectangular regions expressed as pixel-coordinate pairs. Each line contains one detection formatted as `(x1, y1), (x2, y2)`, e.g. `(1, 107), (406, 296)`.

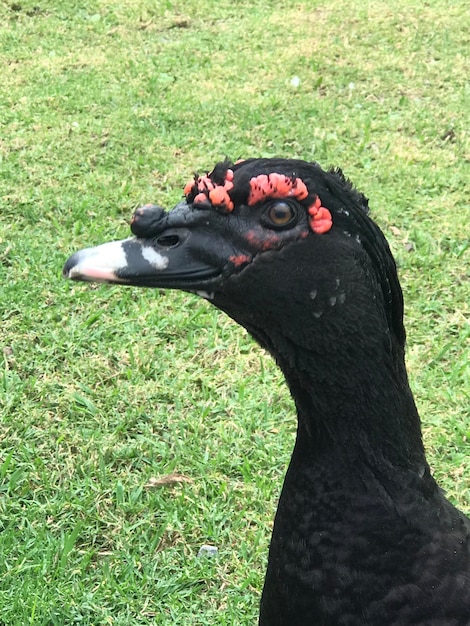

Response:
(276, 332), (427, 475)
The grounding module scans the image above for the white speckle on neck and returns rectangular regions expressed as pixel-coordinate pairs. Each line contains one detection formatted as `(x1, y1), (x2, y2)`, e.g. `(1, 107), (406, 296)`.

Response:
(329, 295), (337, 306)
(194, 291), (214, 300)
(141, 246), (169, 270)
(309, 289), (318, 300)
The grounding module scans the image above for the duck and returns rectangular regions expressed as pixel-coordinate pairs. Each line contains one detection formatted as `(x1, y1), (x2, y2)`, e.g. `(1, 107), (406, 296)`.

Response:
(64, 158), (470, 625)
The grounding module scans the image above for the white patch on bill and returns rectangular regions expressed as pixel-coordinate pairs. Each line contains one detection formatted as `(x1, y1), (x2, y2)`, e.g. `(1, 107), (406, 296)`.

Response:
(141, 245), (169, 270)
(67, 240), (129, 282)
(96, 240), (128, 268)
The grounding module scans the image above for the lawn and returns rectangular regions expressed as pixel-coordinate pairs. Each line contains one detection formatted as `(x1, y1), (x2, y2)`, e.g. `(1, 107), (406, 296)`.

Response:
(0, 0), (469, 623)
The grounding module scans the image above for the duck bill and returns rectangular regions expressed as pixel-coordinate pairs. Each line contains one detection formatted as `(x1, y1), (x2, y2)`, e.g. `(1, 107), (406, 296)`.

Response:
(63, 237), (222, 290)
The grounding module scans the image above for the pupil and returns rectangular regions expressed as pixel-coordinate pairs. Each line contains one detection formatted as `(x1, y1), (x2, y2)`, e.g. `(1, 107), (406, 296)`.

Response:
(273, 205), (290, 222)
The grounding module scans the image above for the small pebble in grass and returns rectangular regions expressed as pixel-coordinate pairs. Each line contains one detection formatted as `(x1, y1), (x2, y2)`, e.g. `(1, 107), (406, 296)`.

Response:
(197, 545), (218, 558)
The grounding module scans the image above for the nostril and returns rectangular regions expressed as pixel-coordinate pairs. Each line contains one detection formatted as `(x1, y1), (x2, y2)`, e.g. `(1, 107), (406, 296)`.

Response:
(155, 234), (180, 248)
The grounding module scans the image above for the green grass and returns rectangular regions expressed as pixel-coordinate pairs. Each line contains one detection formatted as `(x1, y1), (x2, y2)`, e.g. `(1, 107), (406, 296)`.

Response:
(0, 0), (469, 623)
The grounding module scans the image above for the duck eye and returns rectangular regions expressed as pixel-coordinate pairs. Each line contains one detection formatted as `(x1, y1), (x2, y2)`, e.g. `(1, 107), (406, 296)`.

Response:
(265, 202), (296, 228)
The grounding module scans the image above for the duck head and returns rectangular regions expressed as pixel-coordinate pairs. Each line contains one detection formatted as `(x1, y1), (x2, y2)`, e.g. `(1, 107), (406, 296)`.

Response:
(64, 158), (404, 351)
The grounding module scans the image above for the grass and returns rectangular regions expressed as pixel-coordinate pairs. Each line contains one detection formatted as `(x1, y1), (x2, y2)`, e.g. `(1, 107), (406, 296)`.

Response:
(0, 0), (469, 623)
